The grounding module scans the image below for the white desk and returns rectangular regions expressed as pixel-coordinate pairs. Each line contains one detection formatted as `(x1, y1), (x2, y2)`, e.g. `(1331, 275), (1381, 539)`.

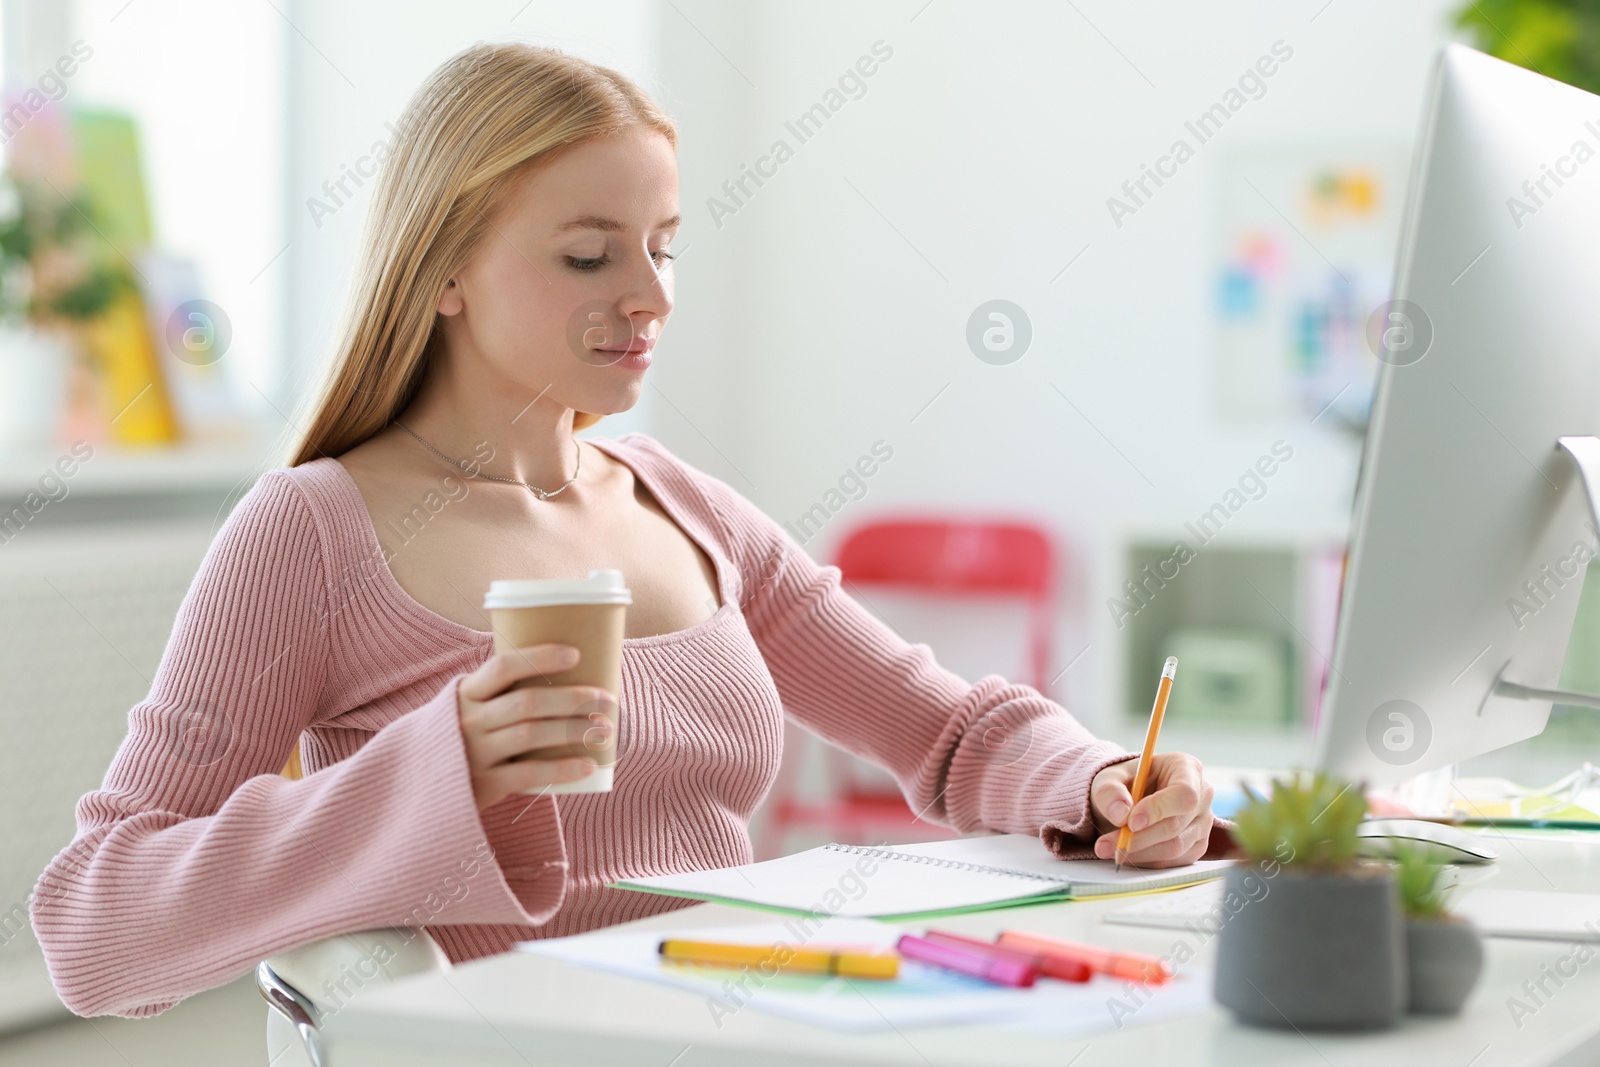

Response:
(322, 829), (1600, 1066)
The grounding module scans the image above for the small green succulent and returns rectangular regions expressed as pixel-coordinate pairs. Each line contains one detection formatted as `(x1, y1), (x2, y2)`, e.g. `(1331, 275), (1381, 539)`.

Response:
(1231, 771), (1368, 872)
(1392, 840), (1454, 920)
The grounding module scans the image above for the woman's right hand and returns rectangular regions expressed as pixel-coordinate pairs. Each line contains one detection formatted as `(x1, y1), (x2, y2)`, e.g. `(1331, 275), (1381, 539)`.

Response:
(457, 643), (615, 810)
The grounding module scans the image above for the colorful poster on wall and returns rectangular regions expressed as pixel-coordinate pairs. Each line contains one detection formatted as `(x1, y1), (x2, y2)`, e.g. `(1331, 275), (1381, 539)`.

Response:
(1211, 145), (1409, 431)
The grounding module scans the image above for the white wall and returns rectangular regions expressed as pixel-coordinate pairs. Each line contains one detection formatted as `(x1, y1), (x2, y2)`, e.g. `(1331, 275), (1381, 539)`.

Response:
(654, 0), (1463, 732)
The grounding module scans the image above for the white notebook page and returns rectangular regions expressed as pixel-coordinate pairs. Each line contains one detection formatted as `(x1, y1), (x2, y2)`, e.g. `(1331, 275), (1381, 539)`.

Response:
(615, 833), (1233, 918)
(891, 834), (1236, 889)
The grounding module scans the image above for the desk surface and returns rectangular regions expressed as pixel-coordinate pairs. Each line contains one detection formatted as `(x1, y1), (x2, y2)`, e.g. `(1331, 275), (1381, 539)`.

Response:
(323, 829), (1600, 1067)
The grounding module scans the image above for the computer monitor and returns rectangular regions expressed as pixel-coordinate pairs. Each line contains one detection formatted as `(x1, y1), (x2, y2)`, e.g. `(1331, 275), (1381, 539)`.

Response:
(1313, 44), (1600, 788)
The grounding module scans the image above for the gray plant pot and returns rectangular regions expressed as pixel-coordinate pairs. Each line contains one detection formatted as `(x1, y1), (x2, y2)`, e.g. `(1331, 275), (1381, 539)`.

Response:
(1406, 917), (1484, 1014)
(1214, 863), (1406, 1031)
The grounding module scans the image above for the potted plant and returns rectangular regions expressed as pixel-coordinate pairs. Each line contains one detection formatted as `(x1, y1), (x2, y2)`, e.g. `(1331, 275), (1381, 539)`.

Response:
(1214, 772), (1407, 1030)
(1455, 1), (1600, 96)
(0, 173), (134, 447)
(1393, 841), (1484, 1014)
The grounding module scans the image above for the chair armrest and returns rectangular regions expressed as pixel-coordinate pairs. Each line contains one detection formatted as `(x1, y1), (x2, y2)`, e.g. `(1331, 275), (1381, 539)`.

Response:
(263, 927), (450, 1016)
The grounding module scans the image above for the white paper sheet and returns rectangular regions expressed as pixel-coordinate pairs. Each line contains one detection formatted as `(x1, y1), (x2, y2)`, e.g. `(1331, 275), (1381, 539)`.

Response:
(1455, 889), (1600, 941)
(518, 917), (1213, 1033)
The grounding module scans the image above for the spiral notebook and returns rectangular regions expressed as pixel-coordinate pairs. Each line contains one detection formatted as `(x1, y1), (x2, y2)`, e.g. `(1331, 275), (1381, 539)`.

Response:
(611, 833), (1234, 920)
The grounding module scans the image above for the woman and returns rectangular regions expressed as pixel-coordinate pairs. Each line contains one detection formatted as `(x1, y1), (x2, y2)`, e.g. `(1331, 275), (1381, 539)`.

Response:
(32, 42), (1223, 1018)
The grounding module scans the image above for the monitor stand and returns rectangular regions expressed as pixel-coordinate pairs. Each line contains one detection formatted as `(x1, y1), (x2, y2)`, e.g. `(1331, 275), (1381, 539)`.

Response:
(1486, 435), (1600, 712)
(1384, 762), (1460, 816)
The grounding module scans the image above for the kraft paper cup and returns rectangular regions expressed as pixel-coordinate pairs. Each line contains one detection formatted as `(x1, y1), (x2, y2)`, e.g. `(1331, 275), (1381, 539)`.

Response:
(483, 569), (630, 794)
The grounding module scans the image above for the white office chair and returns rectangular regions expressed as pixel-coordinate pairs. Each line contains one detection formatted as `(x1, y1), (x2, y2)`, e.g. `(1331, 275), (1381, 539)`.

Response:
(259, 927), (450, 1066)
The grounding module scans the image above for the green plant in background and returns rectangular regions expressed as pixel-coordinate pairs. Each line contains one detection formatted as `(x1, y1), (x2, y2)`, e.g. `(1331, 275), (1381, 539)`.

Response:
(1392, 841), (1455, 920)
(0, 174), (134, 329)
(1455, 0), (1600, 95)
(1231, 771), (1369, 871)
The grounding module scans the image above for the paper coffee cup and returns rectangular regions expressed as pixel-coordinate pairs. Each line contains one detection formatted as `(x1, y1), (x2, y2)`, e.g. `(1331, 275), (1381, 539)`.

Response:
(483, 569), (631, 794)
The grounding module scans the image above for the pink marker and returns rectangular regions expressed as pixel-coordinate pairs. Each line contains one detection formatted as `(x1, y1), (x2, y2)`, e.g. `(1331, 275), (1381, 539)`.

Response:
(895, 933), (1038, 988)
(922, 929), (1092, 983)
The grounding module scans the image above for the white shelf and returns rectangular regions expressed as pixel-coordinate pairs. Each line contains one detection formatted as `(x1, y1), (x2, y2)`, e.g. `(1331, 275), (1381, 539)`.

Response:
(0, 435), (280, 498)
(1118, 514), (1353, 550)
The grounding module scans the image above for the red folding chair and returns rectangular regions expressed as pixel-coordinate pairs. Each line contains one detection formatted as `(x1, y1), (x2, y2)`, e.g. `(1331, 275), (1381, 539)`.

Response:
(761, 517), (1060, 857)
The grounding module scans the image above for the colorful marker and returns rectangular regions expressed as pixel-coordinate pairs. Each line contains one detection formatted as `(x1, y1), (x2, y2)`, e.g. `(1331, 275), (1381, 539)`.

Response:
(896, 933), (1037, 988)
(922, 929), (1093, 982)
(996, 930), (1172, 984)
(657, 938), (899, 979)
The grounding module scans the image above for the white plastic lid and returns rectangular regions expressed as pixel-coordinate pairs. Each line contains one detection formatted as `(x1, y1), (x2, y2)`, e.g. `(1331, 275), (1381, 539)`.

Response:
(483, 569), (633, 610)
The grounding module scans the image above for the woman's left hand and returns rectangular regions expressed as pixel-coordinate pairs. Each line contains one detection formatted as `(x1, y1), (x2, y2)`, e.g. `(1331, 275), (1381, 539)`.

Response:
(1088, 752), (1214, 868)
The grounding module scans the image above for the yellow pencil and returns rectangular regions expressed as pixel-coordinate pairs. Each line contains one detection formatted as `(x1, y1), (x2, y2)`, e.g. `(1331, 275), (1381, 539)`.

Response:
(658, 938), (900, 979)
(1116, 656), (1177, 872)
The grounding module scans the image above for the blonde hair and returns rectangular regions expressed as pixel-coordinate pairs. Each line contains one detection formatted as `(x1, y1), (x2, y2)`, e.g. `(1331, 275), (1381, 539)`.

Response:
(289, 42), (676, 466)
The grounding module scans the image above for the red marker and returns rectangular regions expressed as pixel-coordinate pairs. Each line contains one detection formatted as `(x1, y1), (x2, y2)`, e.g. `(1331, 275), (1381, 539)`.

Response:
(896, 933), (1037, 988)
(997, 930), (1172, 985)
(921, 929), (1093, 982)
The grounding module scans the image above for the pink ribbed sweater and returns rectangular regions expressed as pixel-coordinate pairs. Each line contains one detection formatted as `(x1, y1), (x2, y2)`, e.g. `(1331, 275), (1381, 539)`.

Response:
(32, 432), (1143, 1018)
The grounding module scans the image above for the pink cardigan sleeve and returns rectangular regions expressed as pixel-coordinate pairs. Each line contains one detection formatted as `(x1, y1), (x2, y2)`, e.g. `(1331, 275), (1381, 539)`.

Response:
(670, 448), (1137, 858)
(29, 472), (564, 1018)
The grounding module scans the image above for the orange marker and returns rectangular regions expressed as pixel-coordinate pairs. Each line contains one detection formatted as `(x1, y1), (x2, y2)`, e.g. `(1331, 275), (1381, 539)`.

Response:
(996, 930), (1173, 985)
(1116, 656), (1177, 871)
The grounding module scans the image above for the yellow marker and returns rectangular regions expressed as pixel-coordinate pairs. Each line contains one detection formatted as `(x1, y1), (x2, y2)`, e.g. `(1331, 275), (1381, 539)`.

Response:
(1117, 656), (1177, 871)
(658, 938), (899, 979)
